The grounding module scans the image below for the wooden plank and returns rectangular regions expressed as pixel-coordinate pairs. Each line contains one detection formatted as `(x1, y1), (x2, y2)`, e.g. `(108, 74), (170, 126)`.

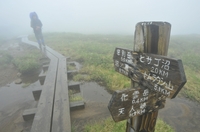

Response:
(113, 48), (186, 99)
(108, 88), (165, 122)
(32, 89), (42, 101)
(70, 101), (85, 111)
(46, 46), (65, 58)
(23, 36), (72, 132)
(52, 57), (71, 132)
(23, 108), (37, 121)
(126, 21), (172, 132)
(43, 64), (49, 72)
(38, 72), (46, 85)
(30, 53), (58, 132)
(68, 82), (81, 93)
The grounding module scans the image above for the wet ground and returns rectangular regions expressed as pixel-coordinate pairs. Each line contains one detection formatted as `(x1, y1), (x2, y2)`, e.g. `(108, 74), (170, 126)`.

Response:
(0, 75), (40, 132)
(71, 82), (200, 132)
(1, 40), (200, 132)
(159, 97), (200, 132)
(1, 77), (200, 132)
(71, 82), (111, 131)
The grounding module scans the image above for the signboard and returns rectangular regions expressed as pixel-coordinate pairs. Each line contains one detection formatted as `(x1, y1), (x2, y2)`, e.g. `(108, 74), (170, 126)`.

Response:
(113, 47), (186, 99)
(108, 88), (165, 122)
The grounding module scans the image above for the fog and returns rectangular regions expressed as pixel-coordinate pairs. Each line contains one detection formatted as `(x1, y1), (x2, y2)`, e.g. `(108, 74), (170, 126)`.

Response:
(1, 0), (200, 38)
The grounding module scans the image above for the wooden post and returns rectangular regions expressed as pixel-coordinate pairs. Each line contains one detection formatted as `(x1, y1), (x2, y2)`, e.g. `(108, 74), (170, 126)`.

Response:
(126, 22), (171, 132)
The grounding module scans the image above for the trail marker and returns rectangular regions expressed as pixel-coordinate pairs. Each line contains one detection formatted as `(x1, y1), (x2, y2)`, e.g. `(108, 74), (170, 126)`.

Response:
(108, 21), (187, 132)
(108, 88), (165, 122)
(113, 48), (186, 99)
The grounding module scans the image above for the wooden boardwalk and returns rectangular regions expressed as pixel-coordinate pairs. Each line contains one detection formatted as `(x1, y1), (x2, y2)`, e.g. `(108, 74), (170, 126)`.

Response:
(21, 36), (77, 132)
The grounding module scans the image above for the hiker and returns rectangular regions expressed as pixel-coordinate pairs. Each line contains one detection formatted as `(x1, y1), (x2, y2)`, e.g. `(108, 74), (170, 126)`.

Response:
(29, 12), (45, 47)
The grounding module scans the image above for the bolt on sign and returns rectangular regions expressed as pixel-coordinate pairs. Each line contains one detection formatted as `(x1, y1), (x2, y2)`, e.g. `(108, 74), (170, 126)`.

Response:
(108, 47), (186, 122)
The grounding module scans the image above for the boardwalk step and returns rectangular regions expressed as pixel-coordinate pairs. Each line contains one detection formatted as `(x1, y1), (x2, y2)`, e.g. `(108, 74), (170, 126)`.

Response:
(39, 72), (46, 85)
(23, 108), (37, 121)
(32, 89), (42, 101)
(68, 82), (81, 93)
(70, 101), (85, 111)
(42, 64), (49, 72)
(42, 61), (50, 65)
(67, 70), (78, 79)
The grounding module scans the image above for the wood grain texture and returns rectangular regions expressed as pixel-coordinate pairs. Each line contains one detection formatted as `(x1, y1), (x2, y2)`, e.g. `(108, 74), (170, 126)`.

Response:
(113, 48), (186, 99)
(51, 57), (71, 132)
(22, 37), (72, 132)
(126, 21), (175, 132)
(30, 52), (58, 132)
(108, 88), (165, 122)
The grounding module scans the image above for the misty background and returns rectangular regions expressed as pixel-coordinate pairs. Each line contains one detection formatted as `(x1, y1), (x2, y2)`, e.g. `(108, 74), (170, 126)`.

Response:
(0, 0), (200, 38)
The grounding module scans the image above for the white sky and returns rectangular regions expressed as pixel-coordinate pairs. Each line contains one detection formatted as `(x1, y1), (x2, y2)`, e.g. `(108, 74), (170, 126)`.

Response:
(0, 0), (200, 37)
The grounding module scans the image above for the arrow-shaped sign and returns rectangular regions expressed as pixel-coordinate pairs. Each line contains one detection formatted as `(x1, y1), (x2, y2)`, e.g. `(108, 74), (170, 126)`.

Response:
(113, 47), (187, 99)
(108, 87), (165, 122)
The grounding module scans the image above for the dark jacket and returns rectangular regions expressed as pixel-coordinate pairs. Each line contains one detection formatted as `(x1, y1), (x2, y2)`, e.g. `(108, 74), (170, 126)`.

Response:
(31, 19), (42, 34)
(30, 12), (42, 34)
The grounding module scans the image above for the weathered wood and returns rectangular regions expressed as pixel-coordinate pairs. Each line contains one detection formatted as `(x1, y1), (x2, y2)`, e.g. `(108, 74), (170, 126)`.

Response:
(51, 57), (71, 132)
(126, 22), (175, 132)
(38, 72), (46, 85)
(30, 53), (58, 132)
(32, 89), (42, 101)
(68, 82), (81, 93)
(70, 101), (85, 111)
(22, 37), (72, 132)
(42, 64), (49, 72)
(23, 108), (37, 121)
(42, 60), (50, 65)
(113, 48), (186, 99)
(133, 22), (171, 56)
(108, 87), (165, 122)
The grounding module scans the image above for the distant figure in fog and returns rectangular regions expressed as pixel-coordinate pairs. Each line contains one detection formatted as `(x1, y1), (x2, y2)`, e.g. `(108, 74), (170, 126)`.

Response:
(29, 12), (45, 48)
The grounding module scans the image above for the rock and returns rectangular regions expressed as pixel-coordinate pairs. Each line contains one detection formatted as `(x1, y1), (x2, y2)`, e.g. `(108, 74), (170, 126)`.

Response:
(17, 72), (22, 77)
(15, 78), (22, 84)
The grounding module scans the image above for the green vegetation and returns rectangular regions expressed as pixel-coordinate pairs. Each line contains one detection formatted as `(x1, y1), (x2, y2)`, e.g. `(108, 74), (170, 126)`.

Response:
(42, 33), (199, 132)
(44, 33), (132, 91)
(69, 90), (83, 102)
(22, 82), (31, 88)
(155, 119), (175, 132)
(168, 35), (200, 101)
(12, 48), (42, 74)
(84, 117), (174, 132)
(84, 117), (126, 132)
(43, 33), (200, 101)
(0, 51), (13, 68)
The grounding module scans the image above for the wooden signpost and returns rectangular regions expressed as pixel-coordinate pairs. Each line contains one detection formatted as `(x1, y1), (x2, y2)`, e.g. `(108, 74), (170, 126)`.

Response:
(108, 22), (187, 132)
(112, 48), (186, 99)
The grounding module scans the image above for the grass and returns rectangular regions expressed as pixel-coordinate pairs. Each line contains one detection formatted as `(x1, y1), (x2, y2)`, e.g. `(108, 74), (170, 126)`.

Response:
(42, 33), (200, 101)
(22, 83), (31, 88)
(12, 49), (42, 74)
(38, 32), (200, 131)
(69, 90), (83, 102)
(44, 33), (132, 91)
(0, 50), (13, 68)
(168, 34), (200, 101)
(84, 117), (126, 132)
(84, 117), (174, 132)
(155, 119), (175, 132)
